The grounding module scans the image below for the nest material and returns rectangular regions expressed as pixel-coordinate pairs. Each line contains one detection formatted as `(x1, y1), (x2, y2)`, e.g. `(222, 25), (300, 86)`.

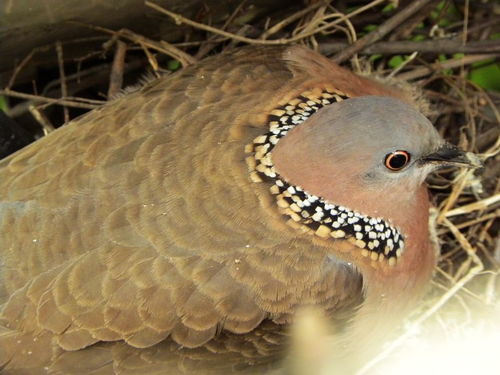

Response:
(1, 0), (499, 372)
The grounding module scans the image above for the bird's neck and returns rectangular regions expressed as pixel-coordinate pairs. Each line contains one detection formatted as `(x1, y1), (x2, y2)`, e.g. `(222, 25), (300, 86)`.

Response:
(334, 185), (436, 370)
(325, 180), (435, 298)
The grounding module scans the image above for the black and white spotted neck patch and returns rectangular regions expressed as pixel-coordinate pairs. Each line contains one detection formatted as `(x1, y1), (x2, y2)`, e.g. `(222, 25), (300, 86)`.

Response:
(245, 87), (404, 266)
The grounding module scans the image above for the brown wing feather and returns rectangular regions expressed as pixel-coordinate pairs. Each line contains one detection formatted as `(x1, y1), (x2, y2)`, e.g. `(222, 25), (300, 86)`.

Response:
(0, 46), (366, 371)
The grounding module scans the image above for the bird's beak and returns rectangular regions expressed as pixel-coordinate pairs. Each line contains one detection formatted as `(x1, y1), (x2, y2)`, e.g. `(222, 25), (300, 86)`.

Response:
(421, 143), (483, 169)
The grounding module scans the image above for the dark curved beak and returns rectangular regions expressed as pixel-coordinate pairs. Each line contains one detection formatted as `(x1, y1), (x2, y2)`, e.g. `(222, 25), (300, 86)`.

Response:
(421, 143), (483, 169)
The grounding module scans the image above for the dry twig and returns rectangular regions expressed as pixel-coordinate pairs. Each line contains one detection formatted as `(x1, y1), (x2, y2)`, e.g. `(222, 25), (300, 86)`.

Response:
(70, 22), (197, 66)
(107, 40), (128, 99)
(55, 41), (69, 123)
(260, 1), (327, 40)
(333, 0), (435, 63)
(398, 54), (498, 81)
(0, 89), (104, 110)
(321, 39), (500, 55)
(28, 105), (56, 135)
(145, 0), (386, 46)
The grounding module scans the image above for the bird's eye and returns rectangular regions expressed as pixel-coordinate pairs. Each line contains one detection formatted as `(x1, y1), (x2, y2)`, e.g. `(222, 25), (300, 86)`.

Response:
(384, 151), (411, 171)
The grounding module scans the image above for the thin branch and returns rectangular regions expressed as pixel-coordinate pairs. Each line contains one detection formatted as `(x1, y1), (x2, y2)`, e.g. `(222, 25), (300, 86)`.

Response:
(438, 168), (477, 223)
(28, 105), (56, 135)
(388, 51), (418, 78)
(107, 40), (127, 99)
(445, 194), (500, 218)
(260, 1), (327, 40)
(55, 41), (69, 123)
(6, 37), (109, 89)
(70, 22), (196, 66)
(397, 54), (498, 81)
(0, 89), (103, 110)
(139, 43), (160, 75)
(145, 0), (386, 45)
(320, 39), (500, 55)
(146, 1), (274, 44)
(7, 48), (42, 89)
(388, 0), (437, 41)
(333, 0), (435, 63)
(195, 0), (250, 59)
(116, 28), (196, 66)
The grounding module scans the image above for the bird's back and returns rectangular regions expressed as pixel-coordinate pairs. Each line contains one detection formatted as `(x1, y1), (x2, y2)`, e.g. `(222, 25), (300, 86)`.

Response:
(0, 47), (375, 372)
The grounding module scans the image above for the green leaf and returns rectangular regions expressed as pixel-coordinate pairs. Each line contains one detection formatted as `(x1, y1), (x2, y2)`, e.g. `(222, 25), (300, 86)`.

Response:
(438, 54), (453, 75)
(438, 54), (448, 62)
(388, 55), (405, 69)
(430, 1), (443, 19)
(430, 1), (460, 27)
(382, 3), (395, 13)
(436, 0), (446, 11)
(471, 58), (495, 68)
(469, 63), (500, 91)
(369, 54), (382, 62)
(363, 24), (378, 32)
(167, 59), (181, 71)
(0, 96), (7, 112)
(411, 34), (426, 42)
(346, 6), (361, 13)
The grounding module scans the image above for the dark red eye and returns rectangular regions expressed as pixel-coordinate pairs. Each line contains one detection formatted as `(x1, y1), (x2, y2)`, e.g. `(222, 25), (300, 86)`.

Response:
(385, 151), (411, 171)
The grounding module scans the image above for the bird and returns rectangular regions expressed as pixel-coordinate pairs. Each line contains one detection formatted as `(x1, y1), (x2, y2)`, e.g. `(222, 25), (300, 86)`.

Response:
(0, 45), (479, 374)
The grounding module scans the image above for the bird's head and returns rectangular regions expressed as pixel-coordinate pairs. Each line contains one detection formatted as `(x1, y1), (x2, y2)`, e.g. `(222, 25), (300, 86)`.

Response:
(272, 95), (479, 204)
(249, 94), (480, 264)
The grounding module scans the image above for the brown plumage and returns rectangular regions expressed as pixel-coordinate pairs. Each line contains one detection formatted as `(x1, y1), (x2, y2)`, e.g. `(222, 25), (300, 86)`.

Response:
(0, 46), (476, 374)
